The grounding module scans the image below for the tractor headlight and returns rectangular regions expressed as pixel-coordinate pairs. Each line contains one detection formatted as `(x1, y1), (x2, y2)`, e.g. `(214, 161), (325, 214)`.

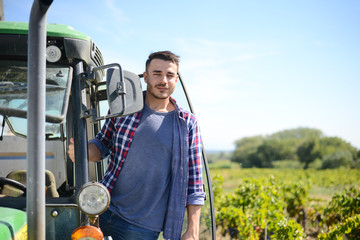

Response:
(46, 45), (62, 63)
(77, 182), (110, 216)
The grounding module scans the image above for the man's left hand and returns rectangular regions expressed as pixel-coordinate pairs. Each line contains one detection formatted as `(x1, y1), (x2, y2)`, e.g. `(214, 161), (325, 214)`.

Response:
(181, 230), (198, 240)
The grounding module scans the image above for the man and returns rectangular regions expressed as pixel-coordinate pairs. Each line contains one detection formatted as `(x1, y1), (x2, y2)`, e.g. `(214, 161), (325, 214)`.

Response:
(68, 51), (205, 240)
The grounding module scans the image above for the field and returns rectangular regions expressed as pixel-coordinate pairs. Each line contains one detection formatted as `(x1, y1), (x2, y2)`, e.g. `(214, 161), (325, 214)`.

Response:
(210, 161), (360, 198)
(208, 161), (360, 239)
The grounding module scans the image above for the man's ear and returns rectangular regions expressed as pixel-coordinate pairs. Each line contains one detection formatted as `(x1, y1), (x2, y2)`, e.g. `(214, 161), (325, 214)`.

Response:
(143, 72), (148, 83)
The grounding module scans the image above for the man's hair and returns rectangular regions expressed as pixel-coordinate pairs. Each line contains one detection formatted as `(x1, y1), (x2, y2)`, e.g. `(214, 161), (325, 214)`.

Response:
(145, 51), (180, 72)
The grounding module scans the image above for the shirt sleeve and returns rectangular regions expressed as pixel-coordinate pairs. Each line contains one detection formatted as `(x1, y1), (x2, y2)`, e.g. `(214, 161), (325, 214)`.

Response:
(89, 116), (116, 159)
(187, 117), (205, 205)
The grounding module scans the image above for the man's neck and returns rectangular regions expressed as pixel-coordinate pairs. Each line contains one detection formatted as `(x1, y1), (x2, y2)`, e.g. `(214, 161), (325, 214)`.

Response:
(145, 95), (174, 113)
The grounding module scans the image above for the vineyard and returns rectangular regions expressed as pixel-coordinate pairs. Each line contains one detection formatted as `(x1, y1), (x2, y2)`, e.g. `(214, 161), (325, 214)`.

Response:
(210, 166), (360, 239)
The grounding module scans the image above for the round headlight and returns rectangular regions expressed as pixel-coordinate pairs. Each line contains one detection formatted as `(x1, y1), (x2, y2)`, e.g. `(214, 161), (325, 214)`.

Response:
(46, 45), (62, 63)
(77, 182), (110, 216)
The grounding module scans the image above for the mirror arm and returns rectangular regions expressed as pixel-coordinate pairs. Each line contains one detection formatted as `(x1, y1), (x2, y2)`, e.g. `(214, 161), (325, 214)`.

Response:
(82, 109), (123, 123)
(93, 63), (126, 97)
(93, 63), (122, 72)
(78, 71), (98, 122)
(81, 108), (97, 122)
(79, 72), (96, 87)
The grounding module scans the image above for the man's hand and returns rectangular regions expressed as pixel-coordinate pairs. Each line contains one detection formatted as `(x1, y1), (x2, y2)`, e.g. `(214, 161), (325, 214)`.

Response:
(67, 138), (75, 162)
(181, 205), (201, 240)
(68, 138), (102, 163)
(181, 230), (198, 240)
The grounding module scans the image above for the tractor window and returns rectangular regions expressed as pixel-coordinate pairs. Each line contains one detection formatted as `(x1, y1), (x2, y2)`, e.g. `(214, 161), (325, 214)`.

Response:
(0, 60), (72, 138)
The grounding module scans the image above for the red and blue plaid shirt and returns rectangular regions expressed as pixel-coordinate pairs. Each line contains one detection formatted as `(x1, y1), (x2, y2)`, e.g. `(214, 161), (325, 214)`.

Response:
(90, 97), (205, 205)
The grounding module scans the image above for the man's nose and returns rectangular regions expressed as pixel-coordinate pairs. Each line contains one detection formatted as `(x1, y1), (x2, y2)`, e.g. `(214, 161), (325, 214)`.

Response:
(159, 75), (169, 83)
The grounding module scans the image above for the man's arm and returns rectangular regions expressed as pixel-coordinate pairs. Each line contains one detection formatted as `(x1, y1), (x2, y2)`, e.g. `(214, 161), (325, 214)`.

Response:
(68, 138), (101, 162)
(181, 204), (202, 240)
(87, 142), (102, 162)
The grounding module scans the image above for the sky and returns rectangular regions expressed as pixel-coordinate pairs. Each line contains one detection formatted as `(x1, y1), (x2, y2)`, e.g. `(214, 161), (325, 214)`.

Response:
(3, 0), (360, 151)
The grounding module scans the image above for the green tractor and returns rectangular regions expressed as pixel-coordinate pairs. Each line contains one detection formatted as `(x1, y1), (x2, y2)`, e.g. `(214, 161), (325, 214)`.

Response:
(0, 0), (215, 239)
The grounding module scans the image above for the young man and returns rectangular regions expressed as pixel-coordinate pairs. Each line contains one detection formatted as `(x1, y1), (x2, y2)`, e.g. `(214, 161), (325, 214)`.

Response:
(68, 51), (205, 240)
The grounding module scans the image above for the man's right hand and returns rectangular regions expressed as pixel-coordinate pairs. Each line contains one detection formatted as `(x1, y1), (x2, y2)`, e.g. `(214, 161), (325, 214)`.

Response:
(68, 138), (75, 162)
(68, 138), (102, 163)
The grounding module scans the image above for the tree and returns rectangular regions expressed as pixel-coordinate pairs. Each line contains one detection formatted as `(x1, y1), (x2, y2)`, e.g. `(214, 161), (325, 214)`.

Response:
(231, 136), (264, 167)
(248, 141), (278, 168)
(319, 137), (358, 160)
(231, 128), (358, 169)
(269, 127), (323, 140)
(321, 150), (354, 169)
(296, 139), (321, 169)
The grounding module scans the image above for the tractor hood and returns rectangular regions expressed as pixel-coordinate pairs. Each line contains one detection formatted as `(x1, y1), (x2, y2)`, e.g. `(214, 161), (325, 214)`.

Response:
(0, 207), (27, 239)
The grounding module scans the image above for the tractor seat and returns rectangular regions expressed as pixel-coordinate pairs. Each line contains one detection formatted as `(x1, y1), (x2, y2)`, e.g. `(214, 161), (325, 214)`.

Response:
(1, 170), (59, 197)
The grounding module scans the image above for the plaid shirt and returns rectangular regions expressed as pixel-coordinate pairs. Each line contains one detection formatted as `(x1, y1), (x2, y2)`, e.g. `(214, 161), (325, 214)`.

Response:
(90, 97), (204, 205)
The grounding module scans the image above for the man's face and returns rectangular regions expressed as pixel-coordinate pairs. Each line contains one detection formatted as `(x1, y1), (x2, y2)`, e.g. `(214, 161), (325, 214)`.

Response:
(144, 59), (178, 100)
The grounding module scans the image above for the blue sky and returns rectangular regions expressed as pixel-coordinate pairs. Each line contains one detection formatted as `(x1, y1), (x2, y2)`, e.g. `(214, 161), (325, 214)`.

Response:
(4, 0), (360, 150)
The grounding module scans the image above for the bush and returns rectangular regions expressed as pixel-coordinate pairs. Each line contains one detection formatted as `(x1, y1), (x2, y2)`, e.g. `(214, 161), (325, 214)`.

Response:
(321, 187), (360, 227)
(211, 169), (360, 239)
(318, 214), (360, 240)
(215, 176), (305, 239)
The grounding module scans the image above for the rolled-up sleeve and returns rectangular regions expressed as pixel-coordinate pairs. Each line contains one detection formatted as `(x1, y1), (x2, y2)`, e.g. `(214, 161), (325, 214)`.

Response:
(88, 116), (115, 159)
(187, 117), (205, 205)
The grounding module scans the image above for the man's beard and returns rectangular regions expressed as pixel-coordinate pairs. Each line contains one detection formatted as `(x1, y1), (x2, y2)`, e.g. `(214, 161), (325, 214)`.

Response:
(147, 83), (175, 99)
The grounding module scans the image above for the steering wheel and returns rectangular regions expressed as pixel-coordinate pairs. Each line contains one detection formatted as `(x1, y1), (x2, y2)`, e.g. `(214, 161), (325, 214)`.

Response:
(0, 177), (27, 195)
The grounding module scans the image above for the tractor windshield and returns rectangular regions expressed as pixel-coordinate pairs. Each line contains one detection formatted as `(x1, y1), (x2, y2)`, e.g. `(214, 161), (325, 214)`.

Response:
(0, 60), (72, 138)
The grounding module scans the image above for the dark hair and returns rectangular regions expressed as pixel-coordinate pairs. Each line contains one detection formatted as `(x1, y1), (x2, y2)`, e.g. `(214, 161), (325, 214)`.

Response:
(145, 51), (180, 72)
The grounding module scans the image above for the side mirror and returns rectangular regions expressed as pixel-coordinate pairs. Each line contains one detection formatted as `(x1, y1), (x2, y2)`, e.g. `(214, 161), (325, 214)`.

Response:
(91, 64), (143, 121)
(106, 68), (143, 117)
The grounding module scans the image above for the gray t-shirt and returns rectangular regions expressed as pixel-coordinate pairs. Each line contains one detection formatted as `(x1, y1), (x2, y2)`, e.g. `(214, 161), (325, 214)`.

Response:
(109, 104), (175, 232)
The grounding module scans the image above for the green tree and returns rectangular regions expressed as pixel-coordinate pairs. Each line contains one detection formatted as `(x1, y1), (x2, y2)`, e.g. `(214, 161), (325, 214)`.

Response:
(231, 135), (264, 167)
(321, 150), (354, 169)
(269, 127), (323, 140)
(318, 137), (358, 169)
(248, 139), (283, 168)
(319, 137), (358, 159)
(231, 128), (358, 169)
(297, 139), (321, 169)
